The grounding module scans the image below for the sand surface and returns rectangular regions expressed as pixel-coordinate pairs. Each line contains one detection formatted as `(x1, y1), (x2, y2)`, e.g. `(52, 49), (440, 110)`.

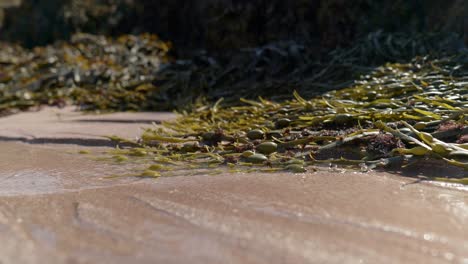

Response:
(0, 106), (175, 144)
(0, 108), (467, 264)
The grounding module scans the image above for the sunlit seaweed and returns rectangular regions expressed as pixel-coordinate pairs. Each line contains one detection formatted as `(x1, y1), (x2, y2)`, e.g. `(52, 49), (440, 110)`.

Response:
(107, 54), (467, 182)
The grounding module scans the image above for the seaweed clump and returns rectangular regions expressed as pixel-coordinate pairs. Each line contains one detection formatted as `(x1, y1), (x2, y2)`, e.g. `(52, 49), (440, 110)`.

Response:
(0, 33), (172, 114)
(107, 54), (468, 183)
(0, 31), (464, 115)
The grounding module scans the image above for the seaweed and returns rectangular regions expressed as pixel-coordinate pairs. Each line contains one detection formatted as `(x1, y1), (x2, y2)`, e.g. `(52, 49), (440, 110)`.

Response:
(0, 33), (172, 114)
(108, 54), (467, 181)
(0, 31), (466, 182)
(0, 31), (464, 114)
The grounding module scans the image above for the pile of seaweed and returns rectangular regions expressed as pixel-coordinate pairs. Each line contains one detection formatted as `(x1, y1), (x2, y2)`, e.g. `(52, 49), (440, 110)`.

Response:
(1, 32), (462, 115)
(108, 54), (467, 182)
(0, 33), (172, 114)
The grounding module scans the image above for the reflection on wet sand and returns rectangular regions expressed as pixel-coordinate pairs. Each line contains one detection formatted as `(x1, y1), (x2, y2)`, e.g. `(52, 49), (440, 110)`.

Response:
(0, 141), (466, 263)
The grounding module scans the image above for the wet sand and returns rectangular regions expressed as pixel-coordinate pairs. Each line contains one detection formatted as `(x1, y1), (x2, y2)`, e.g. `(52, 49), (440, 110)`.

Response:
(0, 106), (175, 144)
(0, 108), (467, 264)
